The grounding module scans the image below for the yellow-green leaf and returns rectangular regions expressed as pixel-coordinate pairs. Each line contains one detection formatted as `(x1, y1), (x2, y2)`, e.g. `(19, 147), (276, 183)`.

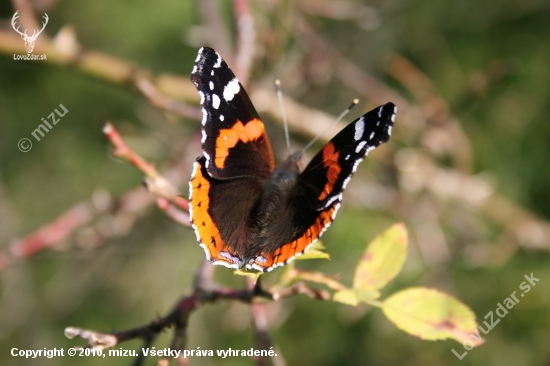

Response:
(333, 288), (380, 306)
(353, 223), (407, 291)
(295, 241), (330, 261)
(233, 269), (262, 281)
(382, 287), (482, 345)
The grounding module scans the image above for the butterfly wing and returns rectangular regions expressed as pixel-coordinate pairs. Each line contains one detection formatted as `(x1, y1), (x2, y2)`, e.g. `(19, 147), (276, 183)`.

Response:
(190, 47), (275, 179)
(299, 102), (396, 210)
(247, 103), (396, 271)
(189, 156), (264, 270)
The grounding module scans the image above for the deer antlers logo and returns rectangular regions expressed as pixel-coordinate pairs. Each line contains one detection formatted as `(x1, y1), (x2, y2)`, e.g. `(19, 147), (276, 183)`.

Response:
(11, 11), (49, 54)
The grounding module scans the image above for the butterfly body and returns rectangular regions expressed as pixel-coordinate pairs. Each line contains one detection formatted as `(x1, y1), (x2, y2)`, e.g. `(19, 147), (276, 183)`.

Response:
(189, 47), (396, 272)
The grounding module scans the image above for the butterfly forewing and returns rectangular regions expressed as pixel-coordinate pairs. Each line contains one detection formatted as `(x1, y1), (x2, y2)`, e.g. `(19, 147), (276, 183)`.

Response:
(191, 47), (275, 179)
(298, 103), (396, 211)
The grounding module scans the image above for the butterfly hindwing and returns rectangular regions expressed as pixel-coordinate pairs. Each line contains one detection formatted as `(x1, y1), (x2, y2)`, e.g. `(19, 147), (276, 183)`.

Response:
(191, 47), (275, 179)
(189, 156), (264, 270)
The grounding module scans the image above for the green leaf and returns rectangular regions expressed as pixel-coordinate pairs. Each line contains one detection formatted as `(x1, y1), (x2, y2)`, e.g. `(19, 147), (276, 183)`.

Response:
(353, 223), (407, 291)
(333, 288), (380, 306)
(295, 241), (330, 261)
(382, 287), (482, 345)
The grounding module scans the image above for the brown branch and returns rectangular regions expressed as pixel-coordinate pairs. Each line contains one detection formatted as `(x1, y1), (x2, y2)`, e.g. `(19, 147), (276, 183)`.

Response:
(64, 283), (275, 362)
(65, 263), (334, 365)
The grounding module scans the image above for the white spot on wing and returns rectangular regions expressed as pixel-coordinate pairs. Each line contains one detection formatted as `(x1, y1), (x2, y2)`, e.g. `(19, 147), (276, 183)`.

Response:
(209, 81), (214, 90)
(212, 94), (220, 109)
(201, 130), (206, 143)
(354, 117), (365, 141)
(192, 65), (197, 74)
(204, 152), (211, 168)
(213, 54), (222, 68)
(195, 48), (203, 62)
(201, 108), (207, 125)
(351, 159), (361, 173)
(223, 78), (240, 102)
(342, 175), (352, 189)
(220, 115), (224, 121)
(355, 140), (367, 153)
(211, 70), (214, 76)
(211, 253), (240, 270)
(369, 132), (375, 140)
(324, 194), (342, 209)
(363, 145), (374, 157)
(189, 161), (210, 262)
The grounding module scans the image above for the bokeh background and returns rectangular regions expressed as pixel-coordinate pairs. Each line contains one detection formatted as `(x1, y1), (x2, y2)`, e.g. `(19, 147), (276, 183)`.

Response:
(1, 0), (550, 365)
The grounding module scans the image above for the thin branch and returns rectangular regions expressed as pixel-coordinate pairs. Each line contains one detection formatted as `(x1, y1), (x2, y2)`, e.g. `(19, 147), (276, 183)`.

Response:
(103, 123), (190, 217)
(198, 0), (233, 62)
(233, 0), (256, 87)
(248, 277), (278, 366)
(0, 198), (111, 270)
(136, 79), (202, 120)
(65, 285), (272, 349)
(156, 197), (190, 226)
(65, 263), (333, 366)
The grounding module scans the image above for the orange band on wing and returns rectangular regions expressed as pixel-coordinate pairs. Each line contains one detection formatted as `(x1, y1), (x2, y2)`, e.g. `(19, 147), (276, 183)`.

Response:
(318, 142), (341, 201)
(251, 203), (339, 271)
(189, 161), (234, 265)
(214, 118), (266, 169)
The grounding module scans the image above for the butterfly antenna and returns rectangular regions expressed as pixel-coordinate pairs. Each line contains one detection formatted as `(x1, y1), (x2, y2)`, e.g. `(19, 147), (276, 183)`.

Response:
(275, 79), (292, 156)
(302, 99), (359, 153)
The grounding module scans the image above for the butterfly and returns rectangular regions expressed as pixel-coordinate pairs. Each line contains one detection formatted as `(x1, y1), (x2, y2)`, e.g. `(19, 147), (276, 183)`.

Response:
(189, 47), (396, 272)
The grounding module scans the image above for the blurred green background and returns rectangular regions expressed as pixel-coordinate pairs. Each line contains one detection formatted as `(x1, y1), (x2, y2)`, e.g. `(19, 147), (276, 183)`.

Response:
(1, 0), (549, 365)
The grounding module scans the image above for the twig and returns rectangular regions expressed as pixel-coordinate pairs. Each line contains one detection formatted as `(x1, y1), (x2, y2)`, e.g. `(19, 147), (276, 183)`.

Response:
(233, 0), (256, 87)
(0, 197), (111, 270)
(65, 285), (271, 349)
(65, 262), (333, 365)
(198, 0), (233, 63)
(103, 123), (189, 216)
(156, 197), (190, 226)
(136, 79), (202, 120)
(0, 27), (200, 120)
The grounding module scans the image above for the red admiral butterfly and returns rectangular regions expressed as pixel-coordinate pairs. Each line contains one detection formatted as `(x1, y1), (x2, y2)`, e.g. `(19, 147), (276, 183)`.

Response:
(189, 47), (396, 272)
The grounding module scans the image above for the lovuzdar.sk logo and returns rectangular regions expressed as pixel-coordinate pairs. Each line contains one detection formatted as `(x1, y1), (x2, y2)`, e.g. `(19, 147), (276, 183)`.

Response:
(11, 10), (48, 60)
